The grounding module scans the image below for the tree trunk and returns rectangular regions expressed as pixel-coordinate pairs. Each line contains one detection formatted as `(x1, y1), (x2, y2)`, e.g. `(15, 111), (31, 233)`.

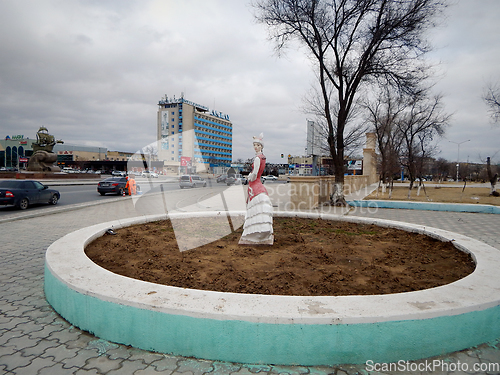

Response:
(487, 157), (499, 196)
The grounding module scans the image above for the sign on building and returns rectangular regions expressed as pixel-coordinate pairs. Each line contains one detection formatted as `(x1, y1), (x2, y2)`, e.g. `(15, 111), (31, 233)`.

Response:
(347, 160), (363, 170)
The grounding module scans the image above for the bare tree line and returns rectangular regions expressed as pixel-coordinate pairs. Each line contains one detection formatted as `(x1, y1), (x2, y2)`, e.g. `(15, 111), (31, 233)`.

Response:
(364, 86), (450, 196)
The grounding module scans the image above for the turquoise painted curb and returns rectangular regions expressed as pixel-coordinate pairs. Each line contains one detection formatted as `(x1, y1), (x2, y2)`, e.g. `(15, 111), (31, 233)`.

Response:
(44, 266), (500, 365)
(348, 200), (500, 214)
(44, 212), (500, 366)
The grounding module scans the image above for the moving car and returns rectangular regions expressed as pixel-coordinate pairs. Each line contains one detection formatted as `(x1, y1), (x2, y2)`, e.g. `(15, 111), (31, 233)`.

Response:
(0, 180), (60, 210)
(262, 175), (278, 181)
(141, 171), (158, 178)
(97, 177), (128, 195)
(179, 175), (207, 188)
(226, 174), (245, 185)
(216, 174), (228, 183)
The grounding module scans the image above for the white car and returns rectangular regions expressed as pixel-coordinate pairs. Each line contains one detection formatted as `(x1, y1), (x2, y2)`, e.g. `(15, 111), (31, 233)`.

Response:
(179, 175), (207, 188)
(263, 175), (278, 181)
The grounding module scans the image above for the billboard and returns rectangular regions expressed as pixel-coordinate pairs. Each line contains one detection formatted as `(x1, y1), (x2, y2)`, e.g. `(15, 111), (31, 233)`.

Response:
(347, 160), (363, 170)
(180, 156), (191, 167)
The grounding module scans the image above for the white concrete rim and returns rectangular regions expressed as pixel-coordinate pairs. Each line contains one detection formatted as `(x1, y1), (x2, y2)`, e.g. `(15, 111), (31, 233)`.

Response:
(45, 211), (500, 325)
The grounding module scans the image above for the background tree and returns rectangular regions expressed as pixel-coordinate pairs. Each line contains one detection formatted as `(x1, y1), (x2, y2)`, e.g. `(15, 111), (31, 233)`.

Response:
(432, 157), (452, 181)
(397, 92), (449, 193)
(366, 87), (449, 196)
(365, 87), (405, 188)
(254, 0), (448, 204)
(303, 86), (368, 166)
(484, 82), (500, 123)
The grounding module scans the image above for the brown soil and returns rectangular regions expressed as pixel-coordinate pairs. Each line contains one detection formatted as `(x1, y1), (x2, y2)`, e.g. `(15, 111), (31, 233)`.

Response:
(85, 217), (475, 296)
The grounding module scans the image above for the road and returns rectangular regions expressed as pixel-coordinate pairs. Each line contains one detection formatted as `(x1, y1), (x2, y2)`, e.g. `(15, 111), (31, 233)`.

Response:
(0, 177), (285, 218)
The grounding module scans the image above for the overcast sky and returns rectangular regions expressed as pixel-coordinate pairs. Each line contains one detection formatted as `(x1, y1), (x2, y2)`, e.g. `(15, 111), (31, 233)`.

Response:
(1, 0), (499, 164)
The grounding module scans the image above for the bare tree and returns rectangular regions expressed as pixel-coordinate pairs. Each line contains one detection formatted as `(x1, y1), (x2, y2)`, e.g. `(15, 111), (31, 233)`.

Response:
(484, 82), (500, 123)
(365, 88), (406, 188)
(366, 87), (449, 198)
(397, 92), (450, 195)
(302, 85), (368, 162)
(254, 0), (448, 204)
(431, 157), (450, 181)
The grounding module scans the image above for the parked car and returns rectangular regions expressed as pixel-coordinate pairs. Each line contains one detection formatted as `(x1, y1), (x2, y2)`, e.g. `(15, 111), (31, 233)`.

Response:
(216, 174), (228, 183)
(0, 180), (60, 210)
(97, 177), (128, 195)
(0, 167), (18, 172)
(179, 175), (207, 188)
(262, 175), (278, 181)
(111, 170), (126, 177)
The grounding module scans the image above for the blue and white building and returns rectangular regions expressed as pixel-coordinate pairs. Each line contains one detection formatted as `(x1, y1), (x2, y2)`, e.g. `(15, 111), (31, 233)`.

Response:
(157, 95), (232, 172)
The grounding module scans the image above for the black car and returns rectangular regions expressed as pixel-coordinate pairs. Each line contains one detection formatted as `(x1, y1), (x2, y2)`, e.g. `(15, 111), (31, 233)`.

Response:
(97, 177), (128, 195)
(0, 180), (60, 210)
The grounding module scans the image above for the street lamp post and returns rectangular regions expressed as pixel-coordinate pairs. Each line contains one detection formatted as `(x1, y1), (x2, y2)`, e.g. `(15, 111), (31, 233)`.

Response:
(449, 139), (470, 181)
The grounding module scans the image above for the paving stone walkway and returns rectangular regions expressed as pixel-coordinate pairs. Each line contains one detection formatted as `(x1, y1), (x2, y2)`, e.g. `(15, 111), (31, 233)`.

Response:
(1, 195), (500, 374)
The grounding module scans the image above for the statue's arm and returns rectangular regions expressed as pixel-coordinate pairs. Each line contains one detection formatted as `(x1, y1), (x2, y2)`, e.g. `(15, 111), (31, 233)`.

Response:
(247, 157), (260, 182)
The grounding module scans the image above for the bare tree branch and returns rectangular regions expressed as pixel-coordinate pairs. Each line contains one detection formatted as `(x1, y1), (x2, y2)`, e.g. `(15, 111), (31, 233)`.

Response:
(484, 81), (500, 123)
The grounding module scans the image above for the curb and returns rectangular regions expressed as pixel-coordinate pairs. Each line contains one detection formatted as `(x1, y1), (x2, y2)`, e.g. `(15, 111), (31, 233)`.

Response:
(348, 200), (500, 214)
(45, 211), (500, 366)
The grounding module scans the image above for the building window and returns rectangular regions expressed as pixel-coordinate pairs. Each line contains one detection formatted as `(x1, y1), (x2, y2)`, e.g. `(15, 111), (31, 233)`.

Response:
(12, 147), (17, 168)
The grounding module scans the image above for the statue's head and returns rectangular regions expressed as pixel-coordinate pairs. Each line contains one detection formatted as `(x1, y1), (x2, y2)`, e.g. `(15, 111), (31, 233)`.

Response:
(252, 133), (264, 152)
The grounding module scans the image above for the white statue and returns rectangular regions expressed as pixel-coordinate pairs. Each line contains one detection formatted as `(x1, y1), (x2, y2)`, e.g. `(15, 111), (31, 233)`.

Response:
(239, 133), (274, 245)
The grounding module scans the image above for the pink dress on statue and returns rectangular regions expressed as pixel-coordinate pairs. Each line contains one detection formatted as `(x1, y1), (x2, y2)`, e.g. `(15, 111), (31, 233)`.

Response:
(239, 153), (274, 245)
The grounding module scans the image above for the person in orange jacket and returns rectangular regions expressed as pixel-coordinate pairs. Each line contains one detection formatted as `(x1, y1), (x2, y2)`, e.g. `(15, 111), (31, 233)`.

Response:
(125, 176), (137, 195)
(129, 176), (137, 195)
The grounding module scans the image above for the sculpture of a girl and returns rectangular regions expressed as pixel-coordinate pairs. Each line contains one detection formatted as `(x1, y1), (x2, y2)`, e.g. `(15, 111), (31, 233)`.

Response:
(239, 133), (274, 245)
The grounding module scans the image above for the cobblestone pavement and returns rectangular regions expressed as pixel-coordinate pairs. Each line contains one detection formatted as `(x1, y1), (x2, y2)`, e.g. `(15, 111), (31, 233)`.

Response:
(1, 194), (500, 374)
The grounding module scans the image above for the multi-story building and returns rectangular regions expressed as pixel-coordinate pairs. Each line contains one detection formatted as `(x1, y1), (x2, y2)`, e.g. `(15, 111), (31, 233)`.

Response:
(0, 132), (110, 170)
(0, 134), (37, 169)
(157, 95), (232, 173)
